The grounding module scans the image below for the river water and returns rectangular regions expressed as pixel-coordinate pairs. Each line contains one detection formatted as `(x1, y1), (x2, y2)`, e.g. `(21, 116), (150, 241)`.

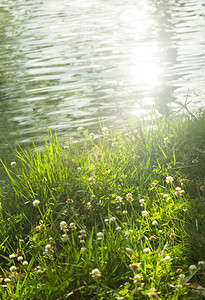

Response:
(0, 0), (205, 159)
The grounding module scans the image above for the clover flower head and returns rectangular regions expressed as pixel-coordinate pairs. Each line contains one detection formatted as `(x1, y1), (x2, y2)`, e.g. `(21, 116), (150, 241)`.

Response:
(198, 261), (205, 269)
(90, 268), (101, 278)
(122, 210), (128, 214)
(88, 177), (95, 184)
(17, 256), (23, 261)
(33, 199), (40, 207)
(45, 244), (53, 254)
(69, 222), (77, 230)
(22, 261), (28, 266)
(61, 234), (69, 243)
(161, 255), (171, 262)
(9, 254), (16, 259)
(102, 127), (109, 135)
(139, 198), (146, 206)
(60, 221), (68, 231)
(166, 176), (173, 183)
(10, 266), (17, 272)
(129, 263), (141, 271)
(11, 161), (17, 168)
(89, 133), (95, 140)
(126, 247), (134, 256)
(152, 220), (157, 225)
(97, 232), (103, 240)
(143, 248), (151, 254)
(164, 137), (170, 144)
(189, 264), (197, 274)
(109, 217), (116, 222)
(141, 210), (148, 217)
(163, 194), (169, 198)
(174, 187), (185, 197)
(81, 247), (87, 254)
(133, 274), (142, 283)
(77, 127), (85, 135)
(115, 196), (122, 203)
(116, 226), (122, 231)
(86, 202), (92, 210)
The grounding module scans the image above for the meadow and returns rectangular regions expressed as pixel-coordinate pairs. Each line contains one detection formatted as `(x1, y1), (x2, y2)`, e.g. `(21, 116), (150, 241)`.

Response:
(0, 108), (205, 299)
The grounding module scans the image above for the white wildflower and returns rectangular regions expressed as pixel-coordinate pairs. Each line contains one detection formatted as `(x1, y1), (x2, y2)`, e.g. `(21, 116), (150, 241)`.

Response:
(11, 161), (16, 168)
(60, 221), (67, 231)
(166, 176), (173, 183)
(33, 199), (40, 206)
(90, 268), (101, 278)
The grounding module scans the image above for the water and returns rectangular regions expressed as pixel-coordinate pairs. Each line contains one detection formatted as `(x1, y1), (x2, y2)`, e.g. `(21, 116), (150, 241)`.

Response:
(0, 0), (205, 159)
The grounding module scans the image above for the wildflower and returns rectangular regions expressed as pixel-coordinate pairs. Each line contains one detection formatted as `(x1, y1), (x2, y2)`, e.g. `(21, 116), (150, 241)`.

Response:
(109, 217), (116, 222)
(151, 182), (157, 188)
(122, 210), (128, 214)
(49, 237), (54, 243)
(189, 264), (197, 274)
(45, 244), (53, 254)
(139, 198), (146, 206)
(164, 137), (170, 144)
(80, 239), (85, 243)
(178, 274), (185, 280)
(77, 167), (81, 171)
(126, 247), (134, 256)
(88, 177), (95, 184)
(4, 278), (11, 283)
(60, 221), (67, 231)
(86, 202), (92, 210)
(198, 261), (205, 269)
(163, 194), (169, 198)
(166, 176), (173, 183)
(143, 248), (151, 254)
(174, 187), (184, 197)
(10, 266), (17, 272)
(115, 196), (122, 203)
(147, 287), (158, 298)
(63, 145), (69, 150)
(176, 268), (183, 274)
(125, 231), (130, 238)
(33, 199), (40, 206)
(9, 254), (15, 259)
(126, 193), (134, 202)
(77, 127), (85, 135)
(66, 198), (74, 204)
(192, 158), (199, 164)
(22, 261), (28, 266)
(200, 185), (205, 192)
(90, 268), (101, 278)
(79, 229), (86, 236)
(17, 256), (23, 261)
(61, 234), (69, 243)
(141, 210), (148, 217)
(11, 161), (16, 168)
(102, 127), (109, 135)
(133, 274), (142, 283)
(89, 133), (95, 140)
(116, 226), (122, 231)
(97, 232), (103, 240)
(69, 222), (77, 230)
(104, 218), (109, 223)
(129, 263), (141, 272)
(81, 247), (87, 255)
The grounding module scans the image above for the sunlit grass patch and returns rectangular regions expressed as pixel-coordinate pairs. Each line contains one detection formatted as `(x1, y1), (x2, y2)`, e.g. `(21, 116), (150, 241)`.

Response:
(0, 110), (205, 299)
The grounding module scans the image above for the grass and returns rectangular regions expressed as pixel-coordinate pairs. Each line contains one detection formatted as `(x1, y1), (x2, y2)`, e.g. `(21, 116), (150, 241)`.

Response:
(0, 108), (205, 299)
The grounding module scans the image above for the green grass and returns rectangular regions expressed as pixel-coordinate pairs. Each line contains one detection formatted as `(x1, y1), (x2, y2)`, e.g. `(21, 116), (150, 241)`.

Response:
(0, 109), (205, 299)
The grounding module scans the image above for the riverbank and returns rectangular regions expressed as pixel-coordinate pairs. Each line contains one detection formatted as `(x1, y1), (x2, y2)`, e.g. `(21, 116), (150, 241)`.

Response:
(0, 109), (205, 299)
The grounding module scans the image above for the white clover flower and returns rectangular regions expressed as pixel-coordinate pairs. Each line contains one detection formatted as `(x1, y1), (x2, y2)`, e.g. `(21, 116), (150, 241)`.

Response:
(90, 268), (101, 278)
(97, 232), (103, 240)
(61, 234), (69, 243)
(17, 256), (23, 261)
(81, 247), (87, 255)
(126, 247), (134, 256)
(139, 198), (146, 206)
(179, 274), (185, 280)
(141, 210), (148, 217)
(89, 133), (95, 140)
(88, 177), (95, 184)
(109, 217), (116, 222)
(122, 210), (128, 214)
(163, 194), (169, 198)
(10, 266), (17, 272)
(198, 261), (205, 269)
(104, 218), (109, 223)
(115, 196), (122, 203)
(4, 278), (11, 283)
(9, 254), (15, 259)
(79, 230), (86, 236)
(116, 226), (122, 231)
(60, 221), (67, 231)
(133, 274), (142, 283)
(86, 202), (92, 210)
(33, 199), (40, 207)
(125, 230), (130, 238)
(80, 239), (85, 243)
(69, 222), (77, 230)
(22, 261), (28, 266)
(77, 127), (85, 136)
(166, 176), (173, 183)
(174, 187), (185, 197)
(152, 220), (158, 225)
(102, 127), (109, 135)
(192, 158), (199, 164)
(11, 161), (17, 168)
(63, 145), (69, 150)
(143, 248), (151, 254)
(45, 244), (53, 253)
(164, 137), (170, 144)
(189, 264), (197, 274)
(77, 167), (81, 171)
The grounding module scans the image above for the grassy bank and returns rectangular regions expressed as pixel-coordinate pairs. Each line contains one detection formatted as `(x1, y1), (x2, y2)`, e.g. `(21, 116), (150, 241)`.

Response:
(0, 109), (205, 299)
